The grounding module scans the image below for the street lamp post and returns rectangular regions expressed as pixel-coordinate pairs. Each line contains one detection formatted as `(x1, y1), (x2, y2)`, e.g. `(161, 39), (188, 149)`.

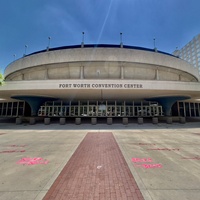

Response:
(47, 37), (51, 51)
(120, 33), (123, 48)
(81, 32), (85, 48)
(24, 45), (28, 56)
(154, 38), (157, 52)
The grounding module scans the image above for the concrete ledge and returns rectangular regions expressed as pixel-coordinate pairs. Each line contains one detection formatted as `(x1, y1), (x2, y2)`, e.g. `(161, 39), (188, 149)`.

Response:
(29, 117), (36, 125)
(44, 118), (50, 125)
(138, 117), (143, 124)
(122, 118), (128, 125)
(152, 117), (158, 124)
(75, 118), (81, 125)
(91, 118), (97, 125)
(107, 118), (113, 125)
(16, 118), (22, 125)
(60, 118), (66, 125)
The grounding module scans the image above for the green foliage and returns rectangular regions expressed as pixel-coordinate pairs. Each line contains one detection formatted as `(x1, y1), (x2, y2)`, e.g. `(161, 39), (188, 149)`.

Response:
(0, 73), (4, 85)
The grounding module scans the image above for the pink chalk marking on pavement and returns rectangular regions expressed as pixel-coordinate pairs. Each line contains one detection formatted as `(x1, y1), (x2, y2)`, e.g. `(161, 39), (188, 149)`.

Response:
(148, 148), (180, 151)
(17, 157), (49, 165)
(135, 163), (163, 169)
(132, 158), (153, 163)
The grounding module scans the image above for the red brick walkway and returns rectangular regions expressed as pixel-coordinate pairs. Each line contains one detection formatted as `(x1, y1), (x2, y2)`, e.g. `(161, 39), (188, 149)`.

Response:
(43, 132), (144, 200)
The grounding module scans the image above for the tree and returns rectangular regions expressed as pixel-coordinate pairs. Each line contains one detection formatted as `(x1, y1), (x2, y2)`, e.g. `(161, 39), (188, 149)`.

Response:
(0, 73), (4, 86)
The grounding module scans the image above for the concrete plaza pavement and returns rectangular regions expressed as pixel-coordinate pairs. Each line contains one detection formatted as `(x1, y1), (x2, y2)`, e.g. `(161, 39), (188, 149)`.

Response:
(0, 122), (200, 200)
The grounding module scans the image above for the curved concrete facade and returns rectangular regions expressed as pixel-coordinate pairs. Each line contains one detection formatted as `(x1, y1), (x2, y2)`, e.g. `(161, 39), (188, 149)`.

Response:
(5, 45), (199, 82)
(1, 44), (200, 118)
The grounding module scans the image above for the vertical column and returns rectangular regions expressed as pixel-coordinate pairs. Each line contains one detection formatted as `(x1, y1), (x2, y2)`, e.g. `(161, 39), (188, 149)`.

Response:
(194, 103), (197, 117)
(16, 102), (19, 116)
(44, 68), (49, 80)
(87, 100), (89, 116)
(11, 102), (13, 116)
(123, 101), (126, 116)
(96, 101), (98, 117)
(155, 68), (159, 80)
(80, 66), (84, 79)
(179, 74), (181, 81)
(177, 101), (180, 116)
(21, 73), (24, 80)
(78, 101), (80, 116)
(183, 102), (186, 117)
(115, 100), (117, 117)
(120, 65), (124, 79)
(106, 100), (108, 117)
(5, 102), (8, 116)
(189, 103), (191, 117)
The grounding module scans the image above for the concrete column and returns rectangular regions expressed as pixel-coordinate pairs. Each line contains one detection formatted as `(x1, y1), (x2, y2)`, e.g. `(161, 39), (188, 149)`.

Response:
(46, 68), (49, 80)
(179, 117), (186, 124)
(60, 118), (66, 125)
(44, 118), (50, 125)
(138, 117), (143, 124)
(107, 118), (112, 125)
(155, 68), (159, 80)
(166, 117), (172, 124)
(16, 118), (22, 125)
(122, 118), (128, 125)
(75, 118), (81, 125)
(152, 117), (158, 124)
(29, 117), (36, 125)
(80, 66), (84, 79)
(120, 66), (124, 79)
(91, 118), (97, 125)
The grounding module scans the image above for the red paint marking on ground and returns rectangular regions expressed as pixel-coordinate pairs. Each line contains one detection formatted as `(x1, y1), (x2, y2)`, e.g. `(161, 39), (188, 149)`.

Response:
(43, 132), (144, 200)
(135, 164), (163, 169)
(132, 157), (153, 162)
(128, 143), (156, 145)
(138, 143), (156, 146)
(17, 157), (49, 165)
(9, 145), (26, 147)
(148, 148), (180, 151)
(0, 150), (25, 153)
(0, 145), (26, 153)
(182, 157), (200, 160)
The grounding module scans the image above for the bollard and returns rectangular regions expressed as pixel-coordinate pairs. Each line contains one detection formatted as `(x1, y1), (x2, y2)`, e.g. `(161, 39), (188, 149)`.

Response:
(44, 118), (50, 125)
(152, 117), (158, 124)
(75, 118), (81, 125)
(179, 117), (186, 124)
(16, 118), (22, 125)
(29, 117), (36, 125)
(107, 118), (112, 125)
(138, 117), (143, 124)
(122, 118), (128, 125)
(91, 118), (97, 125)
(60, 118), (66, 125)
(166, 117), (172, 124)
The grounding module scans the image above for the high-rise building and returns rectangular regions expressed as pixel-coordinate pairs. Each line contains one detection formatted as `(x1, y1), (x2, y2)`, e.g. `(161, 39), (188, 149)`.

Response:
(173, 34), (200, 72)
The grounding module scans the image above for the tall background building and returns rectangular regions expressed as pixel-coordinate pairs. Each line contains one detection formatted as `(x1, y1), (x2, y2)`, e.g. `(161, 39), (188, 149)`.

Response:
(173, 34), (200, 72)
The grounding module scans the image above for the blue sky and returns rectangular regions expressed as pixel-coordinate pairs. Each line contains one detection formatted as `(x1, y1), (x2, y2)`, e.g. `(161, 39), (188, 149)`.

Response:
(1, 0), (200, 73)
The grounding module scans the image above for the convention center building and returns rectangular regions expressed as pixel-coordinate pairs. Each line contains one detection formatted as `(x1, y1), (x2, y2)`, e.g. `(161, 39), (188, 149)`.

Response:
(1, 43), (200, 124)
